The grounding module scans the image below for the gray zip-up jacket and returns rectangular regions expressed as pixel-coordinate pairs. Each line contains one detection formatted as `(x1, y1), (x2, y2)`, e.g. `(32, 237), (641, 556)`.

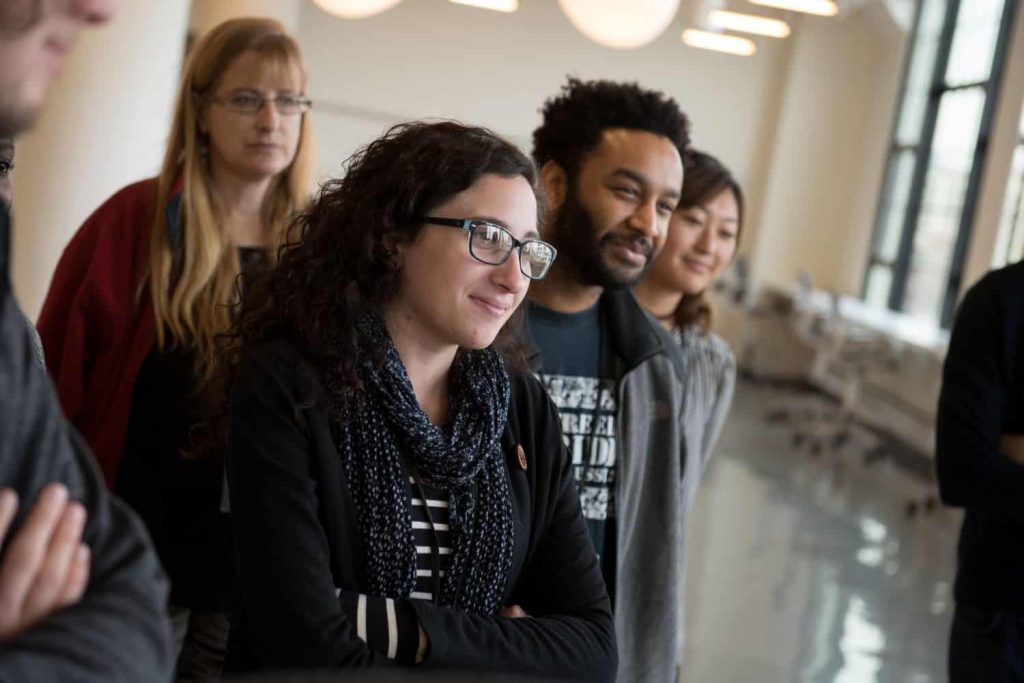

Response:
(0, 207), (174, 682)
(599, 289), (691, 683)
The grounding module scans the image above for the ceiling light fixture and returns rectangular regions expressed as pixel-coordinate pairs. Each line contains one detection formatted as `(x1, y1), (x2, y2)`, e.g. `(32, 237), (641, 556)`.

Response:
(748, 0), (838, 16)
(310, 0), (403, 19)
(558, 0), (681, 49)
(708, 9), (790, 37)
(449, 0), (519, 11)
(681, 28), (757, 56)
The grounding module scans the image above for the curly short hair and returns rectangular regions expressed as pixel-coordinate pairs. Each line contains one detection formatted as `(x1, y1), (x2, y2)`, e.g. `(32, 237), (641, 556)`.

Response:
(234, 121), (542, 405)
(532, 77), (691, 177)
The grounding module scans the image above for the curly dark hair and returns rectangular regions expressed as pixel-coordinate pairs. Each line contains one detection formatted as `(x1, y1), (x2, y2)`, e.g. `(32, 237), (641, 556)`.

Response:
(673, 150), (744, 332)
(532, 77), (691, 178)
(233, 121), (542, 407)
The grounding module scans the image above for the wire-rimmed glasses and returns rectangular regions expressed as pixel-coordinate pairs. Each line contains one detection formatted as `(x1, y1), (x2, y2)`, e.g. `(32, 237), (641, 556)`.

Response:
(200, 89), (313, 116)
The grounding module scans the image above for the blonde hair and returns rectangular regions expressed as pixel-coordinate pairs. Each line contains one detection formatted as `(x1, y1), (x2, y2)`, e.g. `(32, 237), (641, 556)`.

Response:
(149, 17), (316, 381)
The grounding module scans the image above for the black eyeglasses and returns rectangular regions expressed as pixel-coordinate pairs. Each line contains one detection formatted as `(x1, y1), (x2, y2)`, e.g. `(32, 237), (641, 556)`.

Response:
(420, 217), (557, 281)
(199, 90), (313, 116)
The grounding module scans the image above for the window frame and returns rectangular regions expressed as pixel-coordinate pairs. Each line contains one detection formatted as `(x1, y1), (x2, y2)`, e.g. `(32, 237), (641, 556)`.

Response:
(862, 0), (1019, 328)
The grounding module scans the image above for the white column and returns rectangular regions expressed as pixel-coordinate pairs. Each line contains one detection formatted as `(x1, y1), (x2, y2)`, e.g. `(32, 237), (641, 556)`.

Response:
(189, 0), (302, 36)
(11, 1), (191, 319)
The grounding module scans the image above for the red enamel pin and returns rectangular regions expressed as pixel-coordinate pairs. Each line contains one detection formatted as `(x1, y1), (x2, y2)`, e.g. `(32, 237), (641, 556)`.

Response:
(516, 444), (528, 471)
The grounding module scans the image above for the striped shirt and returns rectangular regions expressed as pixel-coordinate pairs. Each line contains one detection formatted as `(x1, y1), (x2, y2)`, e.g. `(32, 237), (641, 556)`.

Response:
(336, 476), (450, 663)
(409, 476), (452, 602)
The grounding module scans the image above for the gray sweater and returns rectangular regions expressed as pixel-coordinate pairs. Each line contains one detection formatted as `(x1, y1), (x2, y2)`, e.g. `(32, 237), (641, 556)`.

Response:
(0, 207), (173, 682)
(596, 291), (735, 683)
(672, 326), (736, 658)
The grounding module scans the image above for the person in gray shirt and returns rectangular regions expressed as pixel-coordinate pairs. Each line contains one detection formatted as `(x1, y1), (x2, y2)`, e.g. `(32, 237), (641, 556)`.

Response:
(633, 149), (740, 661)
(0, 1), (173, 680)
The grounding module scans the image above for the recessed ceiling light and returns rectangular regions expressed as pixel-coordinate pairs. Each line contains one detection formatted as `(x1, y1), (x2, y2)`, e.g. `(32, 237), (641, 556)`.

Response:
(708, 10), (790, 38)
(749, 0), (838, 17)
(682, 29), (757, 56)
(449, 0), (519, 12)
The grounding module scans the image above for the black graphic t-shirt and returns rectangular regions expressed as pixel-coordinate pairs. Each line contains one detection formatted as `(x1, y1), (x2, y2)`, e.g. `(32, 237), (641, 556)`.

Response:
(527, 301), (618, 599)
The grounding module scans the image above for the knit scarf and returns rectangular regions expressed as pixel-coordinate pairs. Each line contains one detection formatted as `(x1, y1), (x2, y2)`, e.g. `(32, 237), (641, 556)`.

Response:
(336, 314), (514, 614)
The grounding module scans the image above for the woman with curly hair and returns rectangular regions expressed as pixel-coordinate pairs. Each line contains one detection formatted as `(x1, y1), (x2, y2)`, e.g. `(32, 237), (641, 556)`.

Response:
(36, 17), (316, 679)
(226, 121), (616, 681)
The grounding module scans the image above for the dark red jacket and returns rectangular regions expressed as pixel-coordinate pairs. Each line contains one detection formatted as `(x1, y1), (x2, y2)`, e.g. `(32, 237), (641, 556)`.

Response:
(38, 178), (159, 486)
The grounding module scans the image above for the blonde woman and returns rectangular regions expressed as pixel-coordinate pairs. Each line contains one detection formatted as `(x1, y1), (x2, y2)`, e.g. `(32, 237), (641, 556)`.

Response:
(37, 17), (316, 679)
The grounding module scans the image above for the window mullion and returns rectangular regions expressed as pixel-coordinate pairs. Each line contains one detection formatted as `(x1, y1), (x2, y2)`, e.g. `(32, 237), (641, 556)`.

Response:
(862, 0), (926, 300)
(888, 0), (962, 312)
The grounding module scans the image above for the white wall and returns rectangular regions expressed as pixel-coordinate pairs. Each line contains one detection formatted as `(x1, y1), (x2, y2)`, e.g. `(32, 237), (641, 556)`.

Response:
(296, 0), (790, 191)
(10, 0), (913, 326)
(294, 1), (911, 305)
(189, 0), (301, 34)
(189, 0), (1024, 317)
(749, 4), (907, 296)
(11, 2), (190, 318)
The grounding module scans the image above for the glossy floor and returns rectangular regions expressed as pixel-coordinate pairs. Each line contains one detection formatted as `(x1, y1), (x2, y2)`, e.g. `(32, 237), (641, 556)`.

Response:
(679, 380), (960, 683)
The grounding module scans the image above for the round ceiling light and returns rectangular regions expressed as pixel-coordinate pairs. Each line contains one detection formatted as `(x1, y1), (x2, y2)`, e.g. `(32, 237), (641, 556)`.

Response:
(310, 0), (403, 19)
(557, 0), (681, 49)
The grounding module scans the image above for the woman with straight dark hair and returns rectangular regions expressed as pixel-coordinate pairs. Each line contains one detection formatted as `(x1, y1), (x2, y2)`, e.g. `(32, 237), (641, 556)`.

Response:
(634, 149), (740, 457)
(632, 149), (740, 660)
(226, 121), (616, 681)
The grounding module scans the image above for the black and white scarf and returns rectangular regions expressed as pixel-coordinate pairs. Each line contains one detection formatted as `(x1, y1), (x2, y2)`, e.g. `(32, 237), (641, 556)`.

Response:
(336, 314), (514, 615)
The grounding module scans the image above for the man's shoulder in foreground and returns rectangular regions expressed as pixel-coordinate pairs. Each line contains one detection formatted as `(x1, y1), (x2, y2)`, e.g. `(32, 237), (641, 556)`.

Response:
(0, 285), (173, 681)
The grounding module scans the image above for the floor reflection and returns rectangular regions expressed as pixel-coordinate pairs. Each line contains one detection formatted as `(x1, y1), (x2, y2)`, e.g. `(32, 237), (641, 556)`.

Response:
(679, 379), (959, 683)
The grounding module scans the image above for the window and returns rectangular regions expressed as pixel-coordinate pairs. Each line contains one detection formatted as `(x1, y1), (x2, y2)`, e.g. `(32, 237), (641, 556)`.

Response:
(863, 0), (1017, 327)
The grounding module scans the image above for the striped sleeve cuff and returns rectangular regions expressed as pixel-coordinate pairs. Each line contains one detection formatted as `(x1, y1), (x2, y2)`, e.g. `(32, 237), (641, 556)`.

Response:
(339, 590), (424, 664)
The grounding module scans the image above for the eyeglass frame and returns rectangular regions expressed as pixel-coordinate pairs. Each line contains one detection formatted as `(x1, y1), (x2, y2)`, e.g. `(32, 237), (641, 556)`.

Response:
(195, 89), (314, 116)
(419, 216), (557, 281)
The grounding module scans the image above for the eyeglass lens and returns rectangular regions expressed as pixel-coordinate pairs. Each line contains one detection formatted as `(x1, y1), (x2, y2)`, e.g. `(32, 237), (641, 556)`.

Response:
(226, 92), (310, 115)
(469, 223), (553, 279)
(520, 241), (554, 278)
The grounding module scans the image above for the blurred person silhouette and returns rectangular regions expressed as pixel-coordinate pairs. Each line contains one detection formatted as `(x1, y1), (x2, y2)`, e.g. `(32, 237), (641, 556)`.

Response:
(36, 16), (316, 680)
(226, 121), (615, 681)
(937, 258), (1024, 682)
(525, 77), (691, 683)
(0, 1), (173, 680)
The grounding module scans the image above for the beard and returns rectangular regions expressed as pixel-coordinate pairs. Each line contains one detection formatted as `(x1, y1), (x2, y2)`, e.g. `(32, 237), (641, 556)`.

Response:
(549, 189), (654, 290)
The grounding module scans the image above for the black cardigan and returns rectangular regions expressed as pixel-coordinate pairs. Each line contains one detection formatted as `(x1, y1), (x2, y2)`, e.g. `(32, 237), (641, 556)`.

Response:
(937, 264), (1024, 614)
(936, 261), (1024, 613)
(226, 338), (617, 681)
